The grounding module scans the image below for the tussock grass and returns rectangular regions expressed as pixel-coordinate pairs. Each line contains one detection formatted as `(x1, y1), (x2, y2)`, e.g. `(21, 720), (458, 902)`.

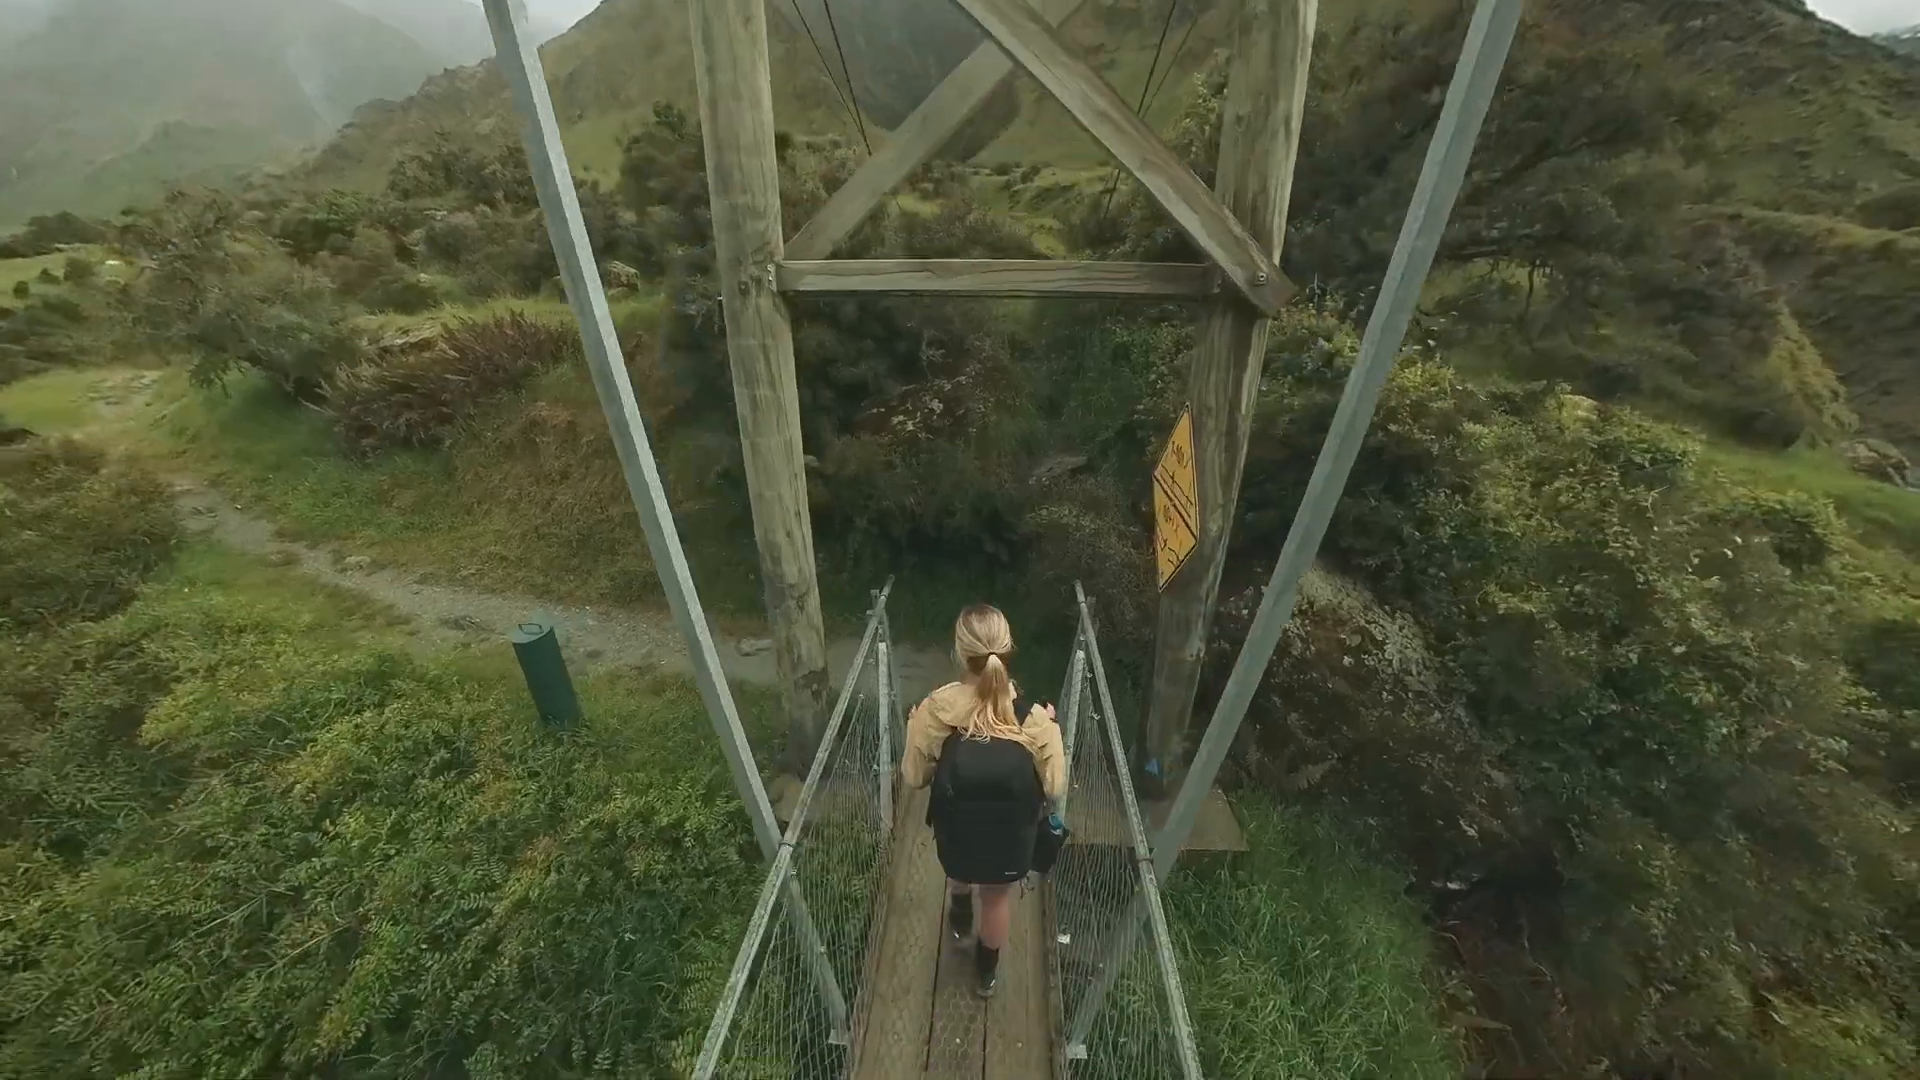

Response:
(1171, 801), (1460, 1080)
(1700, 440), (1920, 562)
(0, 530), (776, 1077)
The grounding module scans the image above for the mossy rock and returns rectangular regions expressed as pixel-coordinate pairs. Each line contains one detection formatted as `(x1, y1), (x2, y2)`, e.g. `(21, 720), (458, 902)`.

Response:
(1841, 437), (1913, 486)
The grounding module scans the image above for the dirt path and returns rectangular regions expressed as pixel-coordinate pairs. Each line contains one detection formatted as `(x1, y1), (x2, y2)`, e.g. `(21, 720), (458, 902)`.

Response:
(20, 366), (956, 697)
(172, 480), (954, 698)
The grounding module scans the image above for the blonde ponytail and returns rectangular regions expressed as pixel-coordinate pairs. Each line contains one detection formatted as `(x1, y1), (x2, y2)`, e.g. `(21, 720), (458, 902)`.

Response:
(953, 604), (1023, 741)
(970, 651), (1016, 738)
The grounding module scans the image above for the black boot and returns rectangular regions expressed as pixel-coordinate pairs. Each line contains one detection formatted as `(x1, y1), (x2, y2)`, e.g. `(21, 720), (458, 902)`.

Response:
(947, 890), (973, 943)
(974, 942), (1000, 998)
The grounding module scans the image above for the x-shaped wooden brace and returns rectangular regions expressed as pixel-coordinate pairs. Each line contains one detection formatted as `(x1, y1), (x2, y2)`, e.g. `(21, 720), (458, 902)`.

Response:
(780, 0), (1299, 315)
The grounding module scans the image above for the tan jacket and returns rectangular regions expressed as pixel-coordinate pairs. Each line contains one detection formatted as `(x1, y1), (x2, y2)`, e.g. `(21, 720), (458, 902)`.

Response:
(901, 681), (1067, 799)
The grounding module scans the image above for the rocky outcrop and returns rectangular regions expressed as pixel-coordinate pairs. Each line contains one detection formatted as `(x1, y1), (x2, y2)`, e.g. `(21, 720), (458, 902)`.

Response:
(1842, 437), (1914, 487)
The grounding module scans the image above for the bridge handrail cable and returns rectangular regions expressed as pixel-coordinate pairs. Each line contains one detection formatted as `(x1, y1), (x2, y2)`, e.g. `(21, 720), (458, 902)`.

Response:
(690, 580), (898, 1078)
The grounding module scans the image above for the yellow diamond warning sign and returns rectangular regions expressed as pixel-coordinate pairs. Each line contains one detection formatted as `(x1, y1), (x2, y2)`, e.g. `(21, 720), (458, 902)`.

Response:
(1153, 410), (1198, 591)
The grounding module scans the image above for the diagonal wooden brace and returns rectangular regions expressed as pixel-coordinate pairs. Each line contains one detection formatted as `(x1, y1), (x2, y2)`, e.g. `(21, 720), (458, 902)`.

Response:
(949, 0), (1296, 315)
(785, 0), (1088, 261)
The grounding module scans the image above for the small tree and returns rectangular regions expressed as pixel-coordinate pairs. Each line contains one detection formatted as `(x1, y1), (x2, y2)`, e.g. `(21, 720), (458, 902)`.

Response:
(10, 280), (27, 301)
(62, 255), (96, 284)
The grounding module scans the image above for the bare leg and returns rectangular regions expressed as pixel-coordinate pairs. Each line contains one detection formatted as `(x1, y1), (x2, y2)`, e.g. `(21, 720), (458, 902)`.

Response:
(975, 883), (1015, 951)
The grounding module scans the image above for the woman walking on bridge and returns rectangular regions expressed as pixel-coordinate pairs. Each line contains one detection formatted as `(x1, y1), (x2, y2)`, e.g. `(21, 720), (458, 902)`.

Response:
(901, 604), (1066, 998)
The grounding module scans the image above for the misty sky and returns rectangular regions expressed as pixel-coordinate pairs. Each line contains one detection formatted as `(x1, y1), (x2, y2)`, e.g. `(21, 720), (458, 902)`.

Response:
(505, 1), (1914, 36)
(1808, 0), (1917, 32)
(521, 0), (601, 29)
(508, 0), (1915, 36)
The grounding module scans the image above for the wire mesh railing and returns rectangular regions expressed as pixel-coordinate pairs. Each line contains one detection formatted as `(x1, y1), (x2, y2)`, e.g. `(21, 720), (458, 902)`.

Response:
(691, 583), (899, 1080)
(1049, 584), (1203, 1080)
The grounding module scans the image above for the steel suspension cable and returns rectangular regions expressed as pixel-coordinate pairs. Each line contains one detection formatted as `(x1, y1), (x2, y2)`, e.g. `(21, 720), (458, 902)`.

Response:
(819, 0), (875, 156)
(1091, 0), (1183, 238)
(787, 0), (866, 144)
(1142, 4), (1201, 120)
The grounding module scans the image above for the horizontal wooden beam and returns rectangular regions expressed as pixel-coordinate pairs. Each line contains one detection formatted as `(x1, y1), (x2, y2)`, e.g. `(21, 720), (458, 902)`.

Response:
(950, 0), (1296, 315)
(785, 0), (1087, 261)
(775, 259), (1218, 298)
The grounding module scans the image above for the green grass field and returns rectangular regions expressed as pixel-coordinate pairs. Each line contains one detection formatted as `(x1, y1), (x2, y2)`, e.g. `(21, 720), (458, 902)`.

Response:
(1174, 802), (1460, 1079)
(1701, 440), (1920, 568)
(0, 248), (128, 299)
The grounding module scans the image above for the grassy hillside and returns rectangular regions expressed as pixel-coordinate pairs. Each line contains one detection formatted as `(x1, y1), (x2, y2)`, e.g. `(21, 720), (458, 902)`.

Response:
(305, 0), (1920, 189)
(293, 0), (1920, 456)
(0, 0), (448, 227)
(3, 1), (1917, 1076)
(1719, 207), (1920, 455)
(301, 0), (858, 192)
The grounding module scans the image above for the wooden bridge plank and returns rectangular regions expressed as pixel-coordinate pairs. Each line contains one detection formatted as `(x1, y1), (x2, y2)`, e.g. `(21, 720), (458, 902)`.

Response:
(925, 905), (989, 1077)
(849, 784), (1058, 1079)
(849, 785), (945, 1080)
(985, 882), (1052, 1077)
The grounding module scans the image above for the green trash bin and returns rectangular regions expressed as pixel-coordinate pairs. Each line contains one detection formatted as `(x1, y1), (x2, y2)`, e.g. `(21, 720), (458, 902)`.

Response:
(511, 616), (582, 730)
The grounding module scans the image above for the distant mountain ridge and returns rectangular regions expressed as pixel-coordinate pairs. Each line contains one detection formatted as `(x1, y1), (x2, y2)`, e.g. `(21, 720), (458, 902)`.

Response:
(336, 0), (569, 66)
(1876, 24), (1920, 57)
(0, 0), (452, 226)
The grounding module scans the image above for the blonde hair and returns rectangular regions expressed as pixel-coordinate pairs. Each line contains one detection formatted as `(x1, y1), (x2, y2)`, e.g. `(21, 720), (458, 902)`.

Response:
(954, 604), (1021, 741)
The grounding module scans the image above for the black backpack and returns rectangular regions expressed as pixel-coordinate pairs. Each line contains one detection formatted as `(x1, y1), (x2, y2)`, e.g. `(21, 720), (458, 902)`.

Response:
(926, 697), (1069, 878)
(928, 729), (1042, 829)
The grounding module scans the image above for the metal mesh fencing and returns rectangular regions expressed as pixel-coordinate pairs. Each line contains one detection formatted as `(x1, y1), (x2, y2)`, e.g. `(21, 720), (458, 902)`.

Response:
(1051, 587), (1203, 1080)
(692, 593), (898, 1080)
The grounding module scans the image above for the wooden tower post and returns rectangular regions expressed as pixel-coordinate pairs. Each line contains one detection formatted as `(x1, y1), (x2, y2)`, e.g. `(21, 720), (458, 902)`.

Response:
(1140, 0), (1318, 796)
(688, 0), (831, 770)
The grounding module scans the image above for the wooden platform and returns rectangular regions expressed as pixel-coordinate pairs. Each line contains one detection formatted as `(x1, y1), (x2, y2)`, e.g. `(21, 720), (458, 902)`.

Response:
(848, 785), (1053, 1080)
(1064, 784), (1248, 852)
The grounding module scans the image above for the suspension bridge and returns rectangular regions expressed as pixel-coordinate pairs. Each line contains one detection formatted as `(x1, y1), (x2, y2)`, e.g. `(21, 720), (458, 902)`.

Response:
(475, 0), (1524, 1074)
(688, 582), (1205, 1078)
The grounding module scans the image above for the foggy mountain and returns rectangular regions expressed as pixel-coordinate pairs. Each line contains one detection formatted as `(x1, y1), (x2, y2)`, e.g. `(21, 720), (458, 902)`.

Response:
(0, 0), (55, 48)
(1877, 24), (1920, 57)
(335, 0), (569, 66)
(0, 0), (447, 225)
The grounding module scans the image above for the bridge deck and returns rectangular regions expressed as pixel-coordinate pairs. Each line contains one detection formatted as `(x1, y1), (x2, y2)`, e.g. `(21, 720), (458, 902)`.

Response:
(849, 785), (1054, 1080)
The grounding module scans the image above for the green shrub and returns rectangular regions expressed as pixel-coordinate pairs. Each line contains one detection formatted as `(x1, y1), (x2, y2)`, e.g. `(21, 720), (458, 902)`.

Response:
(358, 269), (444, 315)
(0, 212), (108, 259)
(388, 135), (538, 211)
(60, 256), (95, 284)
(8, 281), (25, 301)
(1847, 613), (1920, 714)
(184, 265), (362, 402)
(273, 189), (391, 261)
(0, 293), (94, 367)
(0, 617), (183, 858)
(122, 189), (358, 401)
(325, 313), (582, 456)
(416, 209), (556, 299)
(34, 268), (58, 285)
(0, 594), (756, 1078)
(1854, 183), (1920, 232)
(0, 439), (178, 635)
(314, 228), (442, 314)
(1214, 308), (1918, 1076)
